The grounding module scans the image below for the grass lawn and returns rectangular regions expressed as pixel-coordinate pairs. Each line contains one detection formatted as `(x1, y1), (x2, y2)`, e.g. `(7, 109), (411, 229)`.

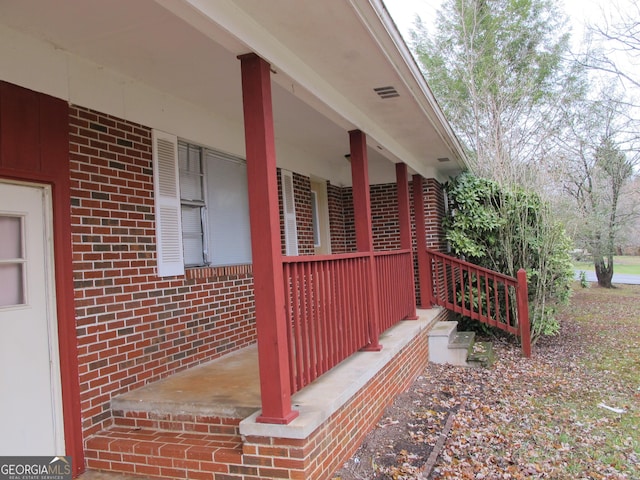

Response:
(574, 255), (640, 275)
(537, 284), (640, 478)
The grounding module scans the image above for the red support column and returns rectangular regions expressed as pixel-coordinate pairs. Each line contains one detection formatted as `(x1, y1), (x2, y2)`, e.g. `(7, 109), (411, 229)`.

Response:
(239, 53), (298, 424)
(413, 174), (433, 308)
(349, 130), (381, 351)
(396, 163), (418, 319)
(517, 268), (532, 358)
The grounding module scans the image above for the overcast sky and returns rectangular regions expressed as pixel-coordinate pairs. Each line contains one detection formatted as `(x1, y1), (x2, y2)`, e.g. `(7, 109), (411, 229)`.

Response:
(385, 0), (600, 43)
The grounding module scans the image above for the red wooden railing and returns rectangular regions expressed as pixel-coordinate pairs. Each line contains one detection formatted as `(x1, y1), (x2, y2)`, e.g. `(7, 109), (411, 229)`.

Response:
(374, 249), (415, 332)
(282, 250), (415, 393)
(425, 248), (531, 357)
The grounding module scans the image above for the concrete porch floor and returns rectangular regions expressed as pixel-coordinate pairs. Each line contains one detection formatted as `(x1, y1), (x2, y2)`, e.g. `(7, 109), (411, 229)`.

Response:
(112, 308), (444, 437)
(112, 344), (261, 420)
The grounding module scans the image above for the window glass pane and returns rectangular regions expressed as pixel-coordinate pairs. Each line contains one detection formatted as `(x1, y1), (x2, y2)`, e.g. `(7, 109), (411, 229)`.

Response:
(180, 172), (203, 202)
(188, 145), (201, 170)
(183, 237), (204, 266)
(0, 264), (24, 306)
(179, 143), (204, 202)
(205, 151), (252, 266)
(178, 143), (188, 171)
(0, 216), (22, 259)
(181, 206), (204, 266)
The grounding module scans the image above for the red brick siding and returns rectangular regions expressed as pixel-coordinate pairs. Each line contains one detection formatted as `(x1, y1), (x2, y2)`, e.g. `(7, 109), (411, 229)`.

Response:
(340, 180), (446, 305)
(342, 188), (356, 252)
(410, 178), (447, 305)
(342, 183), (406, 252)
(293, 172), (314, 255)
(342, 180), (446, 252)
(425, 178), (447, 251)
(70, 106), (256, 438)
(370, 183), (401, 251)
(327, 182), (347, 254)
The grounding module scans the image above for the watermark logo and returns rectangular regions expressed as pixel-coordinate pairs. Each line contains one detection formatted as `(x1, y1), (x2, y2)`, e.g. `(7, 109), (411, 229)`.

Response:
(0, 456), (72, 480)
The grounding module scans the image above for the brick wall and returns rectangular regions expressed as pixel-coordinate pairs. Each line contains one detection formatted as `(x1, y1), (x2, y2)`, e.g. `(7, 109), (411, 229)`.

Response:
(410, 178), (447, 305)
(424, 178), (447, 252)
(70, 106), (256, 438)
(342, 188), (356, 252)
(370, 183), (401, 251)
(343, 182), (422, 252)
(292, 172), (314, 255)
(327, 183), (347, 254)
(340, 179), (447, 306)
(342, 180), (447, 253)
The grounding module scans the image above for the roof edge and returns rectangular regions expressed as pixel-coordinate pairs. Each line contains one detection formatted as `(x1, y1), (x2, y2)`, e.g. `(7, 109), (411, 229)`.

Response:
(352, 0), (469, 172)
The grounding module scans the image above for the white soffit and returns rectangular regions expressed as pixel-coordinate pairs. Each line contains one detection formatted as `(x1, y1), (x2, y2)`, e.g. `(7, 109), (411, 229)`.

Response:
(0, 0), (465, 180)
(155, 0), (465, 178)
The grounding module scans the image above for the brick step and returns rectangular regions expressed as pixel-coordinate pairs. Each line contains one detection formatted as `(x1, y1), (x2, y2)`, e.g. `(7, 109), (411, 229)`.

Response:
(112, 409), (242, 436)
(85, 426), (243, 480)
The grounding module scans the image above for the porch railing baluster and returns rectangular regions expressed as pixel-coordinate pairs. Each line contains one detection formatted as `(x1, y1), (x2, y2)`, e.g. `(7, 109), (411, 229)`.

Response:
(425, 248), (532, 357)
(282, 249), (415, 393)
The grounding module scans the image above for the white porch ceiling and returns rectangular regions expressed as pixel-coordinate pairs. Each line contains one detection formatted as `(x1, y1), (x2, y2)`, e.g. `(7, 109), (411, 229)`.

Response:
(0, 0), (466, 185)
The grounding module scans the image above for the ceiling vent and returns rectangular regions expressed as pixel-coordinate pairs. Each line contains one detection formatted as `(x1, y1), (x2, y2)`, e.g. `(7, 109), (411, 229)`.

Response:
(374, 86), (399, 99)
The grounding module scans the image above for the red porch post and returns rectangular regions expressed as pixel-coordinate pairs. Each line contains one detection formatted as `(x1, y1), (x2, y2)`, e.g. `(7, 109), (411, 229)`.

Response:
(396, 163), (418, 319)
(413, 174), (433, 308)
(349, 129), (381, 351)
(239, 53), (298, 424)
(517, 268), (532, 358)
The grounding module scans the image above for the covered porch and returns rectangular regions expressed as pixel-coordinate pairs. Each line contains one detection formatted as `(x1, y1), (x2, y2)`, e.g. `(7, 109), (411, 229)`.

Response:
(0, 1), (468, 478)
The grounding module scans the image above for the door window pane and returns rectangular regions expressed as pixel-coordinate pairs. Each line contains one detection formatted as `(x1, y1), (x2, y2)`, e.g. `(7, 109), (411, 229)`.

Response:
(0, 216), (25, 307)
(0, 216), (22, 259)
(0, 264), (24, 306)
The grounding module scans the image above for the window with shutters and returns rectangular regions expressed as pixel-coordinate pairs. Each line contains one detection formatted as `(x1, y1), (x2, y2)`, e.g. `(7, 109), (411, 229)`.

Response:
(153, 130), (252, 276)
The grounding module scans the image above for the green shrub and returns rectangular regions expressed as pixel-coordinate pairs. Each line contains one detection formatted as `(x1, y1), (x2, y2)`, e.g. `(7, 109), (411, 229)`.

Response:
(443, 172), (573, 343)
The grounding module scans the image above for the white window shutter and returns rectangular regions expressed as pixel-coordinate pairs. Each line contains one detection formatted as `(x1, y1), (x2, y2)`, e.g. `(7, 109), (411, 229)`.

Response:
(152, 130), (185, 276)
(281, 169), (298, 256)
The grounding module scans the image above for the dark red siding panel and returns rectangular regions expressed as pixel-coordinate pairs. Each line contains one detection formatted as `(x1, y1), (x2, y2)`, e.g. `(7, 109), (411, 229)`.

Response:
(0, 83), (41, 171)
(39, 92), (70, 177)
(0, 81), (82, 476)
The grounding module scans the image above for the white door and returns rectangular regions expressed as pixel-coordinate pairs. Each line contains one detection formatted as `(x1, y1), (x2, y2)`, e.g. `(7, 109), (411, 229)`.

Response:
(0, 182), (65, 455)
